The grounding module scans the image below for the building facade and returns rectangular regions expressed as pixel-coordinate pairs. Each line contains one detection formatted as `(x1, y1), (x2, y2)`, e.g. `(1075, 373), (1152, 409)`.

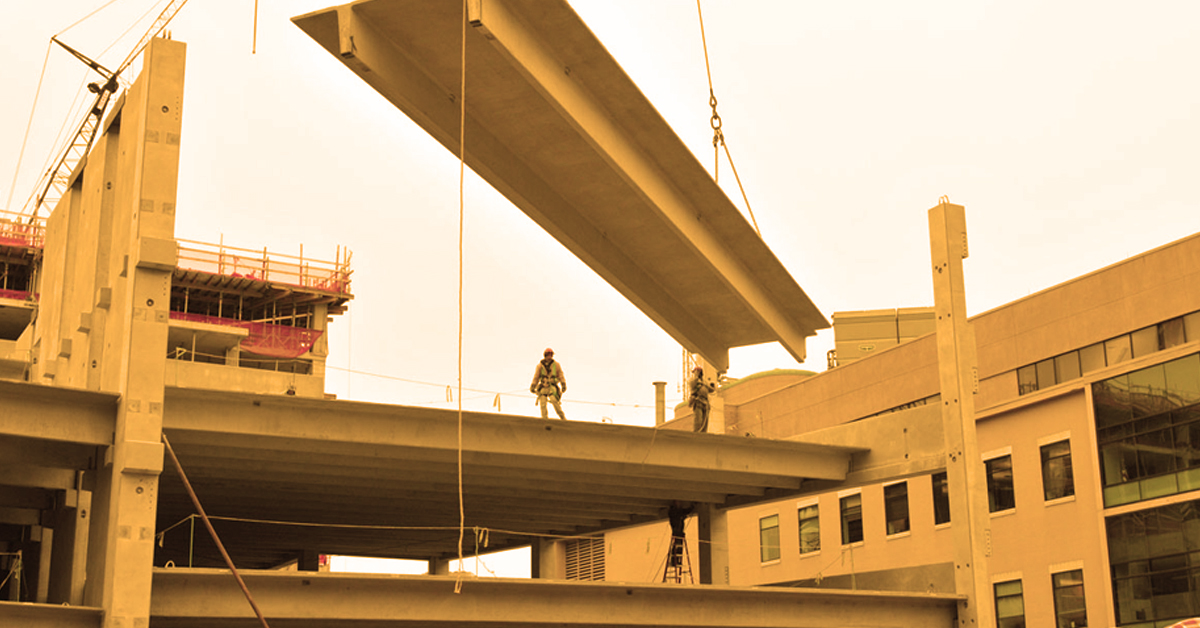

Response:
(636, 231), (1200, 628)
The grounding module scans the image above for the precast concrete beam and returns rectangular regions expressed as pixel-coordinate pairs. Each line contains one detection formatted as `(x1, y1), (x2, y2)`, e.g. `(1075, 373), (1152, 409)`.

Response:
(0, 602), (102, 628)
(293, 1), (829, 371)
(149, 569), (960, 627)
(0, 380), (117, 446)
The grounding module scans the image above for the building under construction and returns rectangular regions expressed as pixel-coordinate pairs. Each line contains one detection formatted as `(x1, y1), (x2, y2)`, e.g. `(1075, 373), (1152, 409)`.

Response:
(3, 1), (1200, 628)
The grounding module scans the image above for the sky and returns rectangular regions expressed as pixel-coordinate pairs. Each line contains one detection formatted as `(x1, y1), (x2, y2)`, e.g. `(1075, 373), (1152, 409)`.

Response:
(3, 0), (1200, 428)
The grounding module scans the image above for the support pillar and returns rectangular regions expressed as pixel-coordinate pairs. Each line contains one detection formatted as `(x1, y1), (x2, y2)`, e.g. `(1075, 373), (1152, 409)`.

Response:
(77, 38), (186, 628)
(36, 526), (53, 602)
(928, 201), (993, 627)
(530, 538), (564, 580)
(697, 504), (728, 585)
(48, 488), (90, 605)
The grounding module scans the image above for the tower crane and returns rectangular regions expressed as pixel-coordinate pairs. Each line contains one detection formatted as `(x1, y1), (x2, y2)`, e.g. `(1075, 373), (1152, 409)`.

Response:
(20, 0), (190, 221)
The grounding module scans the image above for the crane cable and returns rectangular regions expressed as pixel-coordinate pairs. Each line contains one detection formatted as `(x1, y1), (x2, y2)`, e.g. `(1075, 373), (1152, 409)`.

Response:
(696, 0), (761, 237)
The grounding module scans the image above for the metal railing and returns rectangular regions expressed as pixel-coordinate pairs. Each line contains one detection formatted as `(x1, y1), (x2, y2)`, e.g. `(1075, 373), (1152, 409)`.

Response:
(175, 238), (352, 295)
(0, 209), (45, 249)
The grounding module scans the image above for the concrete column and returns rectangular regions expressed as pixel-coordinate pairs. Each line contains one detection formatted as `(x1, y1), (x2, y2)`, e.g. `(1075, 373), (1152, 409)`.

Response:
(697, 504), (729, 585)
(225, 345), (240, 367)
(530, 538), (565, 580)
(78, 39), (186, 628)
(36, 526), (53, 603)
(48, 489), (90, 605)
(652, 381), (666, 425)
(428, 557), (451, 575)
(928, 201), (993, 627)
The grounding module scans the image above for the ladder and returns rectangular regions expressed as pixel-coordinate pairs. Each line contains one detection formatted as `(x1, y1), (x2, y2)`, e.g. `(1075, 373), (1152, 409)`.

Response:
(661, 535), (694, 584)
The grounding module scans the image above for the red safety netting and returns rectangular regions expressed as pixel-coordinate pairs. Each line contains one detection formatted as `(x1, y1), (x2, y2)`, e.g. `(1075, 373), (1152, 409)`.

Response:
(169, 312), (323, 359)
(0, 289), (32, 301)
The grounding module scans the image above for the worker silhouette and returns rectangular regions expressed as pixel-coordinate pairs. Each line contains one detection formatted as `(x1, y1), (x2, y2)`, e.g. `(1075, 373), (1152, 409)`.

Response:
(663, 501), (695, 583)
(530, 347), (567, 420)
(688, 366), (715, 432)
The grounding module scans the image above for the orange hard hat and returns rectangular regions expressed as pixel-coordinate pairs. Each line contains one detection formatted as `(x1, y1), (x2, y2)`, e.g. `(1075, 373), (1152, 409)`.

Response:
(544, 348), (554, 355)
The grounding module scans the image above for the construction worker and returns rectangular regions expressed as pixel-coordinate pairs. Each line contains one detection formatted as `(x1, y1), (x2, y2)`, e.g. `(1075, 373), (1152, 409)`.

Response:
(530, 348), (567, 420)
(689, 366), (715, 432)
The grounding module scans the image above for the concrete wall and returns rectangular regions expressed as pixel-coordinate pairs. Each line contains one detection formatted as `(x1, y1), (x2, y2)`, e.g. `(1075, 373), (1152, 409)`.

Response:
(164, 360), (325, 398)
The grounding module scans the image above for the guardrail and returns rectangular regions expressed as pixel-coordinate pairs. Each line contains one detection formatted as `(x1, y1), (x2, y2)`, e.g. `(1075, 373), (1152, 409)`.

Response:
(175, 239), (352, 295)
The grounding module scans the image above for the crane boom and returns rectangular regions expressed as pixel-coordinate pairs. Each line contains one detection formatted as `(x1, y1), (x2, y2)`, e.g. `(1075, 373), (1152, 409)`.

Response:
(21, 0), (190, 221)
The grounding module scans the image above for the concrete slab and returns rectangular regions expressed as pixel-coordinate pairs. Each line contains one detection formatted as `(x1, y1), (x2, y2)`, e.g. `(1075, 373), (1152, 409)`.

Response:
(149, 568), (960, 627)
(292, 0), (828, 371)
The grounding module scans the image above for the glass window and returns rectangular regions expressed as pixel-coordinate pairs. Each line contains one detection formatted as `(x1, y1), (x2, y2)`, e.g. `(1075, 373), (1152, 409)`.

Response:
(798, 505), (819, 554)
(1106, 335), (1133, 366)
(1185, 312), (1200, 343)
(1052, 569), (1087, 628)
(1017, 364), (1038, 395)
(840, 494), (863, 545)
(1056, 351), (1082, 383)
(884, 482), (910, 535)
(932, 471), (951, 525)
(1129, 364), (1168, 418)
(759, 514), (780, 562)
(1108, 499), (1200, 624)
(1164, 354), (1200, 408)
(1041, 440), (1075, 501)
(987, 455), (1016, 513)
(995, 579), (1025, 628)
(1132, 325), (1161, 359)
(1163, 317), (1187, 350)
(1080, 342), (1107, 374)
(1036, 358), (1056, 391)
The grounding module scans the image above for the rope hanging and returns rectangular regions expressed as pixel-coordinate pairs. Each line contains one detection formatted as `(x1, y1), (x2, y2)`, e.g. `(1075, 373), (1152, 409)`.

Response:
(455, 0), (468, 595)
(696, 0), (762, 237)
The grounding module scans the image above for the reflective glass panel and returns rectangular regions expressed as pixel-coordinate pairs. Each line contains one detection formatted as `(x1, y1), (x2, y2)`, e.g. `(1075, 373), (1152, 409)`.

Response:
(932, 472), (951, 525)
(884, 482), (909, 535)
(840, 494), (863, 544)
(1080, 342), (1107, 374)
(1018, 364), (1038, 395)
(1165, 354), (1200, 408)
(1132, 326), (1161, 359)
(759, 514), (780, 562)
(1037, 359), (1057, 391)
(1056, 351), (1082, 383)
(798, 505), (819, 554)
(1107, 335), (1133, 366)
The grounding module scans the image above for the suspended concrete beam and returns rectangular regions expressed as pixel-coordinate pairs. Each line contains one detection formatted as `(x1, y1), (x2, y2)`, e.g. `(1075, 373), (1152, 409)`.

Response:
(293, 0), (828, 371)
(150, 569), (961, 628)
(0, 380), (117, 446)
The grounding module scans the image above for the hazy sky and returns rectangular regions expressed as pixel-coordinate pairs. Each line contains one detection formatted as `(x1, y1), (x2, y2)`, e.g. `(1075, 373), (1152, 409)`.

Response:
(3, 0), (1199, 426)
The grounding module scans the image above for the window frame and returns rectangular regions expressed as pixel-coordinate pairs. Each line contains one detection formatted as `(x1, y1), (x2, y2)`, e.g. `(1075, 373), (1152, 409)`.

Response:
(758, 513), (781, 563)
(797, 502), (820, 555)
(932, 471), (951, 526)
(883, 481), (910, 536)
(994, 578), (1026, 628)
(986, 453), (1016, 514)
(1051, 569), (1087, 628)
(839, 492), (864, 546)
(1040, 439), (1076, 502)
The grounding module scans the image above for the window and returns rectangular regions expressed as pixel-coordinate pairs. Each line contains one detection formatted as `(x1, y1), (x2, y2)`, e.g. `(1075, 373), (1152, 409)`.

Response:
(1094, 352), (1200, 506)
(759, 514), (780, 562)
(1056, 352), (1082, 382)
(840, 494), (863, 544)
(1052, 569), (1087, 628)
(1036, 358), (1057, 390)
(1132, 325), (1160, 358)
(1017, 364), (1038, 395)
(932, 472), (950, 525)
(995, 579), (1026, 628)
(1079, 342), (1106, 374)
(1041, 440), (1075, 501)
(1108, 500), (1200, 624)
(798, 504), (819, 554)
(884, 482), (909, 535)
(1106, 335), (1132, 367)
(987, 455), (1015, 513)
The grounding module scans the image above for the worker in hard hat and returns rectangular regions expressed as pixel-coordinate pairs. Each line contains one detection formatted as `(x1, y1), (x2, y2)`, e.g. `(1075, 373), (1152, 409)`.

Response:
(689, 366), (715, 432)
(530, 348), (567, 420)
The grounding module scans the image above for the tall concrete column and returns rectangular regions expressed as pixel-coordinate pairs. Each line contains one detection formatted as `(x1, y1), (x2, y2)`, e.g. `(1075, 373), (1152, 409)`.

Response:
(80, 38), (186, 628)
(697, 504), (728, 585)
(928, 201), (993, 627)
(530, 538), (565, 580)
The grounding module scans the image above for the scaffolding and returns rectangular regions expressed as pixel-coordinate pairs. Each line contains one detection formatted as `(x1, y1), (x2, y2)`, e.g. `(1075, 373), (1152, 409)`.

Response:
(175, 238), (352, 295)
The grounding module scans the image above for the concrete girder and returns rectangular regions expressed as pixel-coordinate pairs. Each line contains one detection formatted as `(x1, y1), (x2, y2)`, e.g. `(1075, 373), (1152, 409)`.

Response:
(293, 1), (829, 371)
(149, 569), (960, 627)
(0, 380), (117, 446)
(0, 601), (102, 628)
(163, 388), (857, 482)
